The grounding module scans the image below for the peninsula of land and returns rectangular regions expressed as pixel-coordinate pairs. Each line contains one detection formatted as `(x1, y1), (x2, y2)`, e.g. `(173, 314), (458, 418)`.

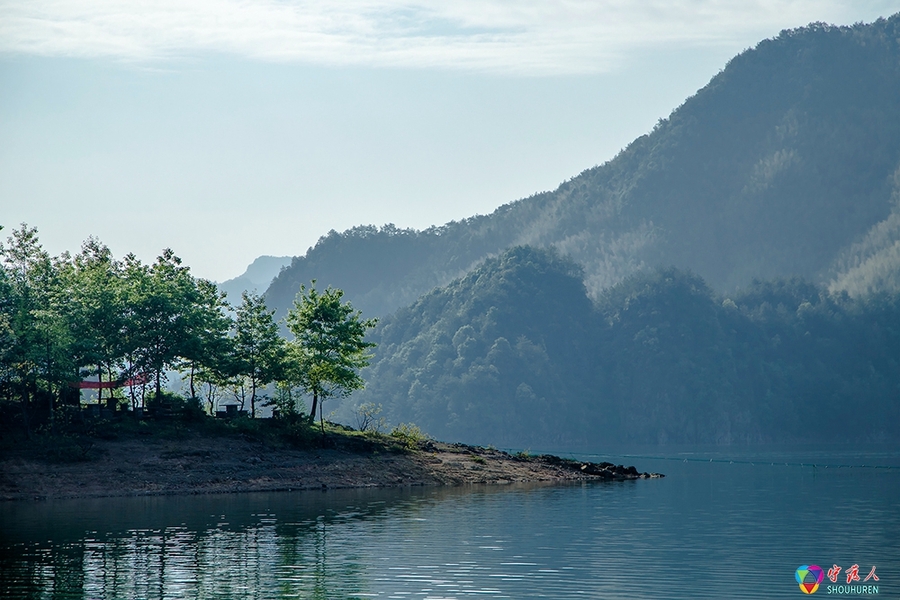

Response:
(0, 424), (661, 501)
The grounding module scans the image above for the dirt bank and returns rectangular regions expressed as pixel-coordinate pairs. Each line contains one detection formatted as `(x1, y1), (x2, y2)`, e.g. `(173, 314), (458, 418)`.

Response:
(0, 428), (662, 501)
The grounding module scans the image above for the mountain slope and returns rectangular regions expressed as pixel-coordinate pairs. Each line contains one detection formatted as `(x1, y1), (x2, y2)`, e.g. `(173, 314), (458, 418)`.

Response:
(339, 247), (900, 447)
(267, 15), (900, 319)
(345, 246), (598, 446)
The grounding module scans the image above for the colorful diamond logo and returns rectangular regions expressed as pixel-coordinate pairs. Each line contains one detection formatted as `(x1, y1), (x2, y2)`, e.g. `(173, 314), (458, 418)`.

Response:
(796, 565), (824, 594)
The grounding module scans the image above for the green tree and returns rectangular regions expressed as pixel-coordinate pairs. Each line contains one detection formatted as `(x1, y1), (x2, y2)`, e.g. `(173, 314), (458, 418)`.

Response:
(285, 283), (376, 429)
(61, 237), (125, 407)
(127, 249), (200, 400)
(193, 331), (236, 416)
(233, 292), (285, 418)
(118, 253), (153, 409)
(0, 225), (71, 433)
(178, 278), (232, 402)
(267, 379), (306, 419)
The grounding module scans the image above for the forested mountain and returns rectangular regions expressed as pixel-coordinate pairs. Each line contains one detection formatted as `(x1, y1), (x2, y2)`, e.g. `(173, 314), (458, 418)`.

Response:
(337, 247), (900, 447)
(267, 15), (900, 319)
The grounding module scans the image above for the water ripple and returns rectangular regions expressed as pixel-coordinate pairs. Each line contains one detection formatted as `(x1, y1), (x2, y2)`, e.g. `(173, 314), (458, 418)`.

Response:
(1, 449), (898, 599)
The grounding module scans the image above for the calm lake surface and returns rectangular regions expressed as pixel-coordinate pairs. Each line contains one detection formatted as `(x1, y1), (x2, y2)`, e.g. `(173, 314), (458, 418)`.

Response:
(2, 446), (898, 599)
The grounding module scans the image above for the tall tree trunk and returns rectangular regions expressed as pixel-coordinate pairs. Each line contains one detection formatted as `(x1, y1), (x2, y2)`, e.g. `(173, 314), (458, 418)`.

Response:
(74, 366), (82, 410)
(21, 380), (31, 440)
(107, 365), (116, 410)
(46, 338), (53, 426)
(308, 389), (318, 425)
(128, 359), (137, 411)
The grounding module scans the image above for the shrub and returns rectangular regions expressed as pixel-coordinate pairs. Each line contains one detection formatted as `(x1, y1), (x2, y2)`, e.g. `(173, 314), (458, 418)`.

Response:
(284, 420), (317, 448)
(390, 423), (429, 448)
(354, 402), (388, 433)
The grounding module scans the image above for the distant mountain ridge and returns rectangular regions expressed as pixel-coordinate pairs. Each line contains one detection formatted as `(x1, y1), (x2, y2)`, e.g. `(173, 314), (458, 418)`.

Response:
(218, 255), (293, 306)
(265, 15), (900, 319)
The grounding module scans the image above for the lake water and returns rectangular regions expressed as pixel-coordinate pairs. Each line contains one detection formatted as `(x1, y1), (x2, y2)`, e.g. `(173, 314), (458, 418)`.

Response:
(2, 446), (898, 599)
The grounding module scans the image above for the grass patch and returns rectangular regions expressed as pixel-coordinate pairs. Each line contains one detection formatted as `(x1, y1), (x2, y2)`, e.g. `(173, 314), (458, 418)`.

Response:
(0, 410), (431, 463)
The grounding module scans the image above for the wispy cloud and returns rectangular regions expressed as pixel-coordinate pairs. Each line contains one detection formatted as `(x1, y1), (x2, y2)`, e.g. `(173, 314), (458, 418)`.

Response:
(0, 1), (894, 73)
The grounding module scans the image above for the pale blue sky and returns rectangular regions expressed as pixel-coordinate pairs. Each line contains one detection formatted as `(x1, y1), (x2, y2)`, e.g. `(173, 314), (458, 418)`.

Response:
(2, 1), (898, 281)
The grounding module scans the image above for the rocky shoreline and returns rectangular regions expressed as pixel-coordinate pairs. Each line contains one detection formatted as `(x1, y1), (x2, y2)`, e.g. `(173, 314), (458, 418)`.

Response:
(0, 432), (663, 501)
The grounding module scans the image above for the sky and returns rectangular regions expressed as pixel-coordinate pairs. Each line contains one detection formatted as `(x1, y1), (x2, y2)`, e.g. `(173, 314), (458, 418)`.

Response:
(2, 1), (899, 282)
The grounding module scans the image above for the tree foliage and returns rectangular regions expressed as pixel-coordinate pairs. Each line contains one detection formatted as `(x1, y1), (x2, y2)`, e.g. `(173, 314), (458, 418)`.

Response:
(0, 225), (377, 439)
(233, 292), (285, 418)
(285, 284), (377, 427)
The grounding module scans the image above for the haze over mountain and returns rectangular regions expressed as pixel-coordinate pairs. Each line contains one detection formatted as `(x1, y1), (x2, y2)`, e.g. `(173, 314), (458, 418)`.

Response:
(266, 15), (900, 320)
(218, 255), (293, 306)
(336, 246), (900, 447)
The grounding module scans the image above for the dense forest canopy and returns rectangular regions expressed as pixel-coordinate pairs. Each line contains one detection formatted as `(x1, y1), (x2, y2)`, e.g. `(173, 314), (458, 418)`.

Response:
(337, 246), (900, 447)
(266, 15), (900, 320)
